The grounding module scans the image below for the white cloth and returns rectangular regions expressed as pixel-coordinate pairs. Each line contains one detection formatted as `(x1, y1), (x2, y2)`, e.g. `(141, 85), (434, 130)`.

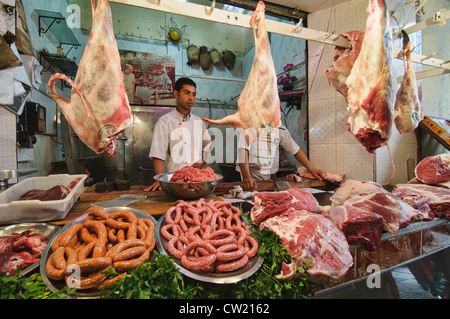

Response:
(149, 109), (211, 173)
(236, 125), (300, 180)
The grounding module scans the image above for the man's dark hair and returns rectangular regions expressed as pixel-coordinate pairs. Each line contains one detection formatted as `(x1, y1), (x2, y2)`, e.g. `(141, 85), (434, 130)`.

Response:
(174, 77), (196, 92)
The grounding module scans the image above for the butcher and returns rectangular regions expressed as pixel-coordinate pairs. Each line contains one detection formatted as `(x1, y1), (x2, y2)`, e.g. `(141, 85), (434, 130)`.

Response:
(236, 125), (325, 190)
(123, 64), (135, 103)
(145, 77), (211, 191)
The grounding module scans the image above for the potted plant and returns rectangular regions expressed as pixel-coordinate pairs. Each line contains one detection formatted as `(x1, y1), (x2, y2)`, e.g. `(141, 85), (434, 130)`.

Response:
(277, 63), (297, 91)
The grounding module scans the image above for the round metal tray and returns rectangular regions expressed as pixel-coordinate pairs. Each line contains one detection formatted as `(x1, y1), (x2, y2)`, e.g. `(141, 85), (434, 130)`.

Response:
(155, 211), (263, 284)
(39, 207), (157, 299)
(0, 222), (60, 276)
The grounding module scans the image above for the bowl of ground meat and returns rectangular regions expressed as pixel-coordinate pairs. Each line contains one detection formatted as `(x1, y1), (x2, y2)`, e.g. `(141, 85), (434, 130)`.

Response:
(154, 166), (223, 200)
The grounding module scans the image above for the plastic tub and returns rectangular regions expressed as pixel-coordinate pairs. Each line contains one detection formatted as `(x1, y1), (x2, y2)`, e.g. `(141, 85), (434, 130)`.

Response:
(0, 174), (87, 225)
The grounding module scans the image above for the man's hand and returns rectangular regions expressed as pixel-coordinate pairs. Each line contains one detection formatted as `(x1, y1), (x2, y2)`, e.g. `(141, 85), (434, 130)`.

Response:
(144, 181), (161, 191)
(241, 178), (257, 191)
(309, 168), (326, 180)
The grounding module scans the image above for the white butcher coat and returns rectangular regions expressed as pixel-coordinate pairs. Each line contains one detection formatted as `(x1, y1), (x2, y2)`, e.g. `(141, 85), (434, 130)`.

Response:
(236, 125), (300, 181)
(149, 109), (211, 173)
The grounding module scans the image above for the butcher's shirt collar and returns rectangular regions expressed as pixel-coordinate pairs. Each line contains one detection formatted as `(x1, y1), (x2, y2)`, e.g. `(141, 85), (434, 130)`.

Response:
(175, 109), (191, 122)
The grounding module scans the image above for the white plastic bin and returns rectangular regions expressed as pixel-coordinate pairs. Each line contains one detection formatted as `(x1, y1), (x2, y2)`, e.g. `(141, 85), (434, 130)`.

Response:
(0, 174), (87, 225)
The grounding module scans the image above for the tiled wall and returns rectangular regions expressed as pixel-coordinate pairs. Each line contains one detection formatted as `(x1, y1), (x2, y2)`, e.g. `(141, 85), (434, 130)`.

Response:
(307, 0), (420, 185)
(0, 107), (17, 183)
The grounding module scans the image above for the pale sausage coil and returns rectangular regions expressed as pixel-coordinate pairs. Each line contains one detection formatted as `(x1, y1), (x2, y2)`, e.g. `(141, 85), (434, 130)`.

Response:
(161, 199), (258, 273)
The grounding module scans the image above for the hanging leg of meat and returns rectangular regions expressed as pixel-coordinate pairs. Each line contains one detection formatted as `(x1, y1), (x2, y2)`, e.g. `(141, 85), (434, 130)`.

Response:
(394, 30), (423, 134)
(326, 31), (365, 99)
(202, 1), (280, 132)
(47, 0), (131, 156)
(345, 0), (396, 153)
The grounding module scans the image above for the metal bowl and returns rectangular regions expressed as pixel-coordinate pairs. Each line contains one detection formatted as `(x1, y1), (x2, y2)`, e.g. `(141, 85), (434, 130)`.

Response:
(153, 172), (223, 200)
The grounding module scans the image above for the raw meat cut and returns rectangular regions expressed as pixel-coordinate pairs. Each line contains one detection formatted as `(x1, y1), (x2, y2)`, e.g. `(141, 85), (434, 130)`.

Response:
(393, 183), (450, 218)
(0, 252), (39, 275)
(0, 229), (49, 275)
(394, 30), (423, 134)
(0, 229), (49, 257)
(296, 167), (345, 183)
(330, 180), (427, 233)
(326, 31), (364, 99)
(323, 205), (383, 251)
(48, 0), (131, 156)
(19, 185), (69, 201)
(169, 166), (219, 182)
(251, 188), (320, 223)
(345, 0), (396, 153)
(18, 178), (81, 201)
(260, 210), (353, 282)
(202, 1), (280, 133)
(415, 154), (450, 184)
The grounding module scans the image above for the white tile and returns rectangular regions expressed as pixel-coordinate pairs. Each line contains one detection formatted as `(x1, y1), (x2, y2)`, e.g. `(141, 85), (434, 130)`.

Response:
(310, 143), (337, 173)
(0, 106), (17, 183)
(309, 98), (336, 144)
(376, 141), (418, 185)
(335, 97), (356, 144)
(337, 144), (375, 181)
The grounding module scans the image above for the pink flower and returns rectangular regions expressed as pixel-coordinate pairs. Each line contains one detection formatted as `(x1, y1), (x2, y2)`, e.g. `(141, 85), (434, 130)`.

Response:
(283, 63), (294, 71)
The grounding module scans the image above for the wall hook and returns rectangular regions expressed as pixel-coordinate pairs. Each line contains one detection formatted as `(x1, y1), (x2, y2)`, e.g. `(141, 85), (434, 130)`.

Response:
(205, 0), (216, 15)
(291, 18), (303, 32)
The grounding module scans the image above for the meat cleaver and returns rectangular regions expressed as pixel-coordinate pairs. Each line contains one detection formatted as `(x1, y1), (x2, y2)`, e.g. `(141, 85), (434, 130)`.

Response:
(274, 180), (292, 191)
(92, 195), (147, 208)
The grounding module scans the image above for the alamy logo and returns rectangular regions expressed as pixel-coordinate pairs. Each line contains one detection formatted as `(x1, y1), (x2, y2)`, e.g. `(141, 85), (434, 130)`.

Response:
(66, 4), (81, 29)
(168, 120), (284, 172)
(366, 264), (381, 288)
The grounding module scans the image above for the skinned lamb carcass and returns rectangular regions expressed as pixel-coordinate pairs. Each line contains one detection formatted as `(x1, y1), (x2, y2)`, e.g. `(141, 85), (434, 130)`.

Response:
(48, 0), (131, 156)
(323, 205), (383, 251)
(260, 210), (353, 282)
(251, 188), (320, 224)
(202, 1), (280, 134)
(394, 30), (423, 134)
(392, 183), (450, 218)
(326, 31), (364, 98)
(330, 180), (429, 233)
(345, 0), (396, 153)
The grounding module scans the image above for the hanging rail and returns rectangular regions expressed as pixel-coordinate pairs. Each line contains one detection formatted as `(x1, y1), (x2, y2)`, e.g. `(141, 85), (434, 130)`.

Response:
(111, 0), (450, 74)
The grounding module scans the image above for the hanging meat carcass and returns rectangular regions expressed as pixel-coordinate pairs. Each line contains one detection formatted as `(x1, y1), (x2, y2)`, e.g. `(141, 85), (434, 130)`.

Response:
(345, 0), (396, 153)
(394, 30), (423, 134)
(202, 1), (280, 133)
(326, 31), (365, 99)
(48, 0), (131, 156)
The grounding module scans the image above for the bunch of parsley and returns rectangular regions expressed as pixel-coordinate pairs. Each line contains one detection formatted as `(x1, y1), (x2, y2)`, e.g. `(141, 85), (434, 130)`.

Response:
(0, 270), (73, 299)
(103, 226), (314, 299)
(101, 252), (208, 299)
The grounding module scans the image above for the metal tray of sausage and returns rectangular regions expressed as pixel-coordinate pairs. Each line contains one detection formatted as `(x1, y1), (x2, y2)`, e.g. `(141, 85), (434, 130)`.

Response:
(0, 222), (60, 276)
(39, 207), (157, 299)
(155, 211), (263, 284)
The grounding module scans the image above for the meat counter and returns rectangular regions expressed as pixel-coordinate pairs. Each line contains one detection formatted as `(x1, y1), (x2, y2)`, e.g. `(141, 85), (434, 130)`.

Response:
(50, 181), (449, 298)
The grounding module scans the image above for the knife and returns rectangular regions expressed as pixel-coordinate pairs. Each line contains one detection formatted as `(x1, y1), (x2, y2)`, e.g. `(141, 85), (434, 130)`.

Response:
(92, 194), (147, 208)
(274, 180), (292, 191)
